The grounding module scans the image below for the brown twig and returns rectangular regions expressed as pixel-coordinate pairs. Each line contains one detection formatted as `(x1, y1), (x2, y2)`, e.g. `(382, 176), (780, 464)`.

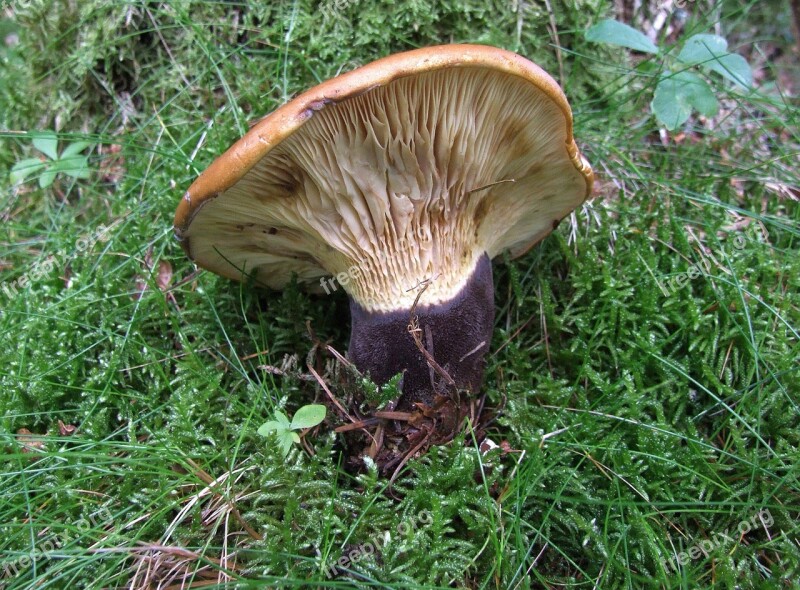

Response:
(239, 349), (269, 361)
(367, 422), (384, 459)
(373, 411), (415, 421)
(334, 418), (382, 433)
(467, 178), (516, 195)
(306, 361), (355, 424)
(389, 426), (435, 485)
(406, 278), (456, 387)
(327, 344), (354, 368)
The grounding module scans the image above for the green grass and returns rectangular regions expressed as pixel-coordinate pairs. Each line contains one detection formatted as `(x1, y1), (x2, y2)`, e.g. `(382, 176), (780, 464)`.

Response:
(1, 0), (798, 588)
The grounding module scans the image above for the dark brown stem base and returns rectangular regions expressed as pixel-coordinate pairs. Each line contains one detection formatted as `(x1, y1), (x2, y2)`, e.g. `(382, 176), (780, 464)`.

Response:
(342, 253), (494, 474)
(347, 252), (494, 407)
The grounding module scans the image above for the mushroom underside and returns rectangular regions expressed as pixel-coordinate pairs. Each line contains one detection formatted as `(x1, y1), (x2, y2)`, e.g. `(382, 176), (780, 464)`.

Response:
(179, 59), (591, 473)
(181, 66), (588, 313)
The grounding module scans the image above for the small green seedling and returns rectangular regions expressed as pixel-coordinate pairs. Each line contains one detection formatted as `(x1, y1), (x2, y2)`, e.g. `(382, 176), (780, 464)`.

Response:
(257, 404), (326, 456)
(585, 20), (753, 130)
(10, 131), (93, 188)
(359, 372), (403, 411)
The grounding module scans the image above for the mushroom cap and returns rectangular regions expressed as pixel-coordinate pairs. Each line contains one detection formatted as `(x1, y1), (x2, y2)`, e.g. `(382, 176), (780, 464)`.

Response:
(175, 44), (593, 313)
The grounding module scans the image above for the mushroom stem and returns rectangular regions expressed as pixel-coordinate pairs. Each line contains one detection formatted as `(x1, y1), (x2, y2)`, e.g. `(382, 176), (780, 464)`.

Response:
(347, 253), (494, 408)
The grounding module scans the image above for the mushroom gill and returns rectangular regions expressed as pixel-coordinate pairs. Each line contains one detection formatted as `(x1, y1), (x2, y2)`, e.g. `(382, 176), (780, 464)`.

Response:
(180, 66), (588, 313)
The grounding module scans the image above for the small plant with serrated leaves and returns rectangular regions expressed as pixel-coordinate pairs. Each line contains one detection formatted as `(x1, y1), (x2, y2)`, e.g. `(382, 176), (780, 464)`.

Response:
(585, 20), (753, 130)
(359, 372), (404, 412)
(257, 404), (326, 457)
(10, 131), (92, 188)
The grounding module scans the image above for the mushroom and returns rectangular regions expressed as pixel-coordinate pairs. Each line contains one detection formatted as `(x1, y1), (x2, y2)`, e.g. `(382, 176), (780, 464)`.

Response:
(174, 45), (593, 462)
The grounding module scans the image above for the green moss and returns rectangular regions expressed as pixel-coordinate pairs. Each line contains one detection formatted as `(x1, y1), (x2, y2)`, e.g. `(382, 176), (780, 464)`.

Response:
(1, 0), (798, 587)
